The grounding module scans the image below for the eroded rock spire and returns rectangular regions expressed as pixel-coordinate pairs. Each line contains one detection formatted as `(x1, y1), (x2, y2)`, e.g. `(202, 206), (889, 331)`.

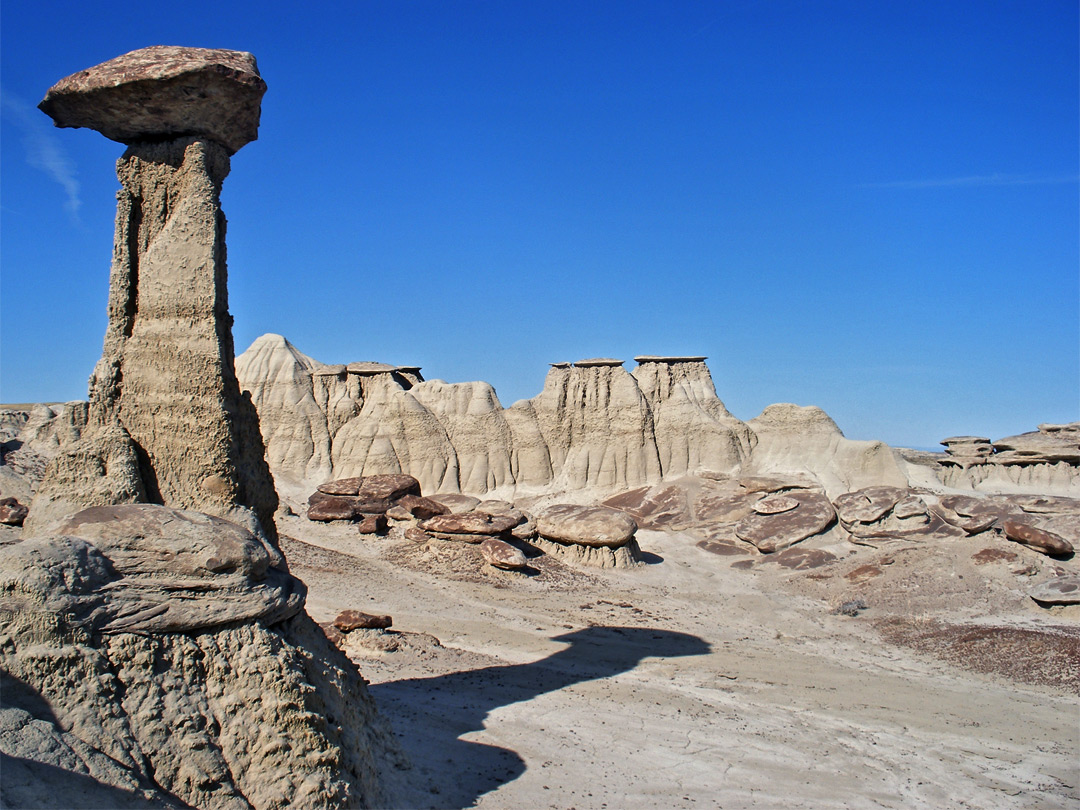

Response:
(28, 46), (277, 538)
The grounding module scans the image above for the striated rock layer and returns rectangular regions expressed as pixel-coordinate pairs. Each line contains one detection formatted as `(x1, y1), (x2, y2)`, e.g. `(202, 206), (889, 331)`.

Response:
(236, 335), (926, 501)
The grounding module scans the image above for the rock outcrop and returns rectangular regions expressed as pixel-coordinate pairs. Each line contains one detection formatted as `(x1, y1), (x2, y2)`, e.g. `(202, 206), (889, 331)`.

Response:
(530, 504), (643, 568)
(29, 48), (277, 538)
(238, 337), (898, 501)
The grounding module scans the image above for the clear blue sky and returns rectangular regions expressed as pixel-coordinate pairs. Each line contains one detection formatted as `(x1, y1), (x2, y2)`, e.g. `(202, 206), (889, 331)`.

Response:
(2, 0), (1077, 449)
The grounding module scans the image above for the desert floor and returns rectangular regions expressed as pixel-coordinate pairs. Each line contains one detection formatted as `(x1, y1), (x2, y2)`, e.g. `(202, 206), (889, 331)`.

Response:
(278, 514), (1079, 810)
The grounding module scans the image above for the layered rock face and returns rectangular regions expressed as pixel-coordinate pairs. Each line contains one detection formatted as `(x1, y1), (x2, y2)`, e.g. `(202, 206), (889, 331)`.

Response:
(933, 422), (1080, 495)
(237, 337), (770, 498)
(29, 48), (277, 536)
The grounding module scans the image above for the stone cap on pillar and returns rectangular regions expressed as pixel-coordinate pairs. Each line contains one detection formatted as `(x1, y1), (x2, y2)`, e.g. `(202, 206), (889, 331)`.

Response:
(38, 46), (267, 154)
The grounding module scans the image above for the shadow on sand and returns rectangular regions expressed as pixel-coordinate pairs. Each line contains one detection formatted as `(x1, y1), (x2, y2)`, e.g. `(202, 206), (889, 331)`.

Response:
(370, 625), (710, 808)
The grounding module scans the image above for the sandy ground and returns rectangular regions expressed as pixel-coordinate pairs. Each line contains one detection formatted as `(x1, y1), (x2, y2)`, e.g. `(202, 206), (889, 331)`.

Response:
(279, 514), (1078, 810)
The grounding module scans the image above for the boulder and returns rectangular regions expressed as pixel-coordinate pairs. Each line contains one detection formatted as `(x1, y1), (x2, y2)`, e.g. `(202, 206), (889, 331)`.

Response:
(1001, 520), (1074, 556)
(0, 497), (28, 526)
(480, 537), (528, 570)
(334, 610), (392, 631)
(308, 496), (364, 522)
(1028, 575), (1080, 605)
(394, 494), (449, 520)
(933, 495), (1020, 535)
(832, 486), (945, 539)
(419, 512), (519, 543)
(536, 504), (638, 548)
(428, 493), (482, 513)
(39, 46), (266, 154)
(317, 474), (421, 502)
(356, 514), (387, 534)
(734, 490), (835, 553)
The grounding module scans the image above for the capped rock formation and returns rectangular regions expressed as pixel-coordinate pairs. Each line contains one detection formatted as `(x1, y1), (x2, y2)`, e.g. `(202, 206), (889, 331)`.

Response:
(29, 48), (277, 537)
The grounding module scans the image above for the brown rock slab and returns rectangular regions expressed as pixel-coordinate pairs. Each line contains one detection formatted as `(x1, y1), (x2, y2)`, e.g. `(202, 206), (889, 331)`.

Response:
(395, 494), (450, 520)
(695, 539), (749, 557)
(1028, 575), (1080, 605)
(39, 46), (266, 154)
(307, 496), (363, 522)
(0, 497), (28, 526)
(317, 474), (421, 503)
(1002, 520), (1074, 556)
(763, 546), (839, 570)
(934, 495), (1020, 535)
(405, 526), (431, 543)
(420, 512), (519, 537)
(602, 484), (691, 530)
(535, 504), (638, 548)
(753, 495), (799, 515)
(356, 514), (387, 534)
(833, 487), (905, 525)
(480, 537), (528, 570)
(334, 610), (392, 631)
(428, 494), (482, 513)
(734, 491), (835, 553)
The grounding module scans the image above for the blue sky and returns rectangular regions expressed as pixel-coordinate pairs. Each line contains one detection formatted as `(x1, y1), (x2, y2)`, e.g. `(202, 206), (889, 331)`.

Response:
(1, 0), (1077, 449)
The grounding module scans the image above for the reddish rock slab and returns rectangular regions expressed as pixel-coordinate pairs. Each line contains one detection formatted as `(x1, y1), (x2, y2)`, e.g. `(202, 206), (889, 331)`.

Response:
(356, 514), (387, 534)
(307, 497), (363, 522)
(405, 526), (431, 543)
(428, 494), (482, 514)
(753, 495), (799, 515)
(1002, 520), (1074, 556)
(934, 495), (1020, 535)
(320, 622), (345, 646)
(971, 548), (1020, 566)
(833, 487), (906, 525)
(480, 537), (528, 570)
(735, 491), (835, 553)
(693, 484), (762, 525)
(39, 46), (266, 154)
(333, 610), (392, 631)
(1028, 575), (1080, 605)
(475, 500), (527, 526)
(535, 504), (638, 548)
(0, 497), (28, 526)
(419, 512), (519, 537)
(602, 484), (691, 530)
(317, 474), (421, 502)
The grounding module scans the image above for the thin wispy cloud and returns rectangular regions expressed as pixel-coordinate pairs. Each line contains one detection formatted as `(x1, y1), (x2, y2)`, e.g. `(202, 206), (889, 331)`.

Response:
(860, 172), (1079, 190)
(1, 87), (81, 221)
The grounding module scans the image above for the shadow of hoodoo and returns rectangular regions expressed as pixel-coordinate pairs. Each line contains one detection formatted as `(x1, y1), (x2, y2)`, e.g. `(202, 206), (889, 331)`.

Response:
(371, 625), (710, 808)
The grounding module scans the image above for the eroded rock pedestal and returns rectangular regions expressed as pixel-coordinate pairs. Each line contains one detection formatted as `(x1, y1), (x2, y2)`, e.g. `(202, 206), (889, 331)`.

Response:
(29, 47), (277, 538)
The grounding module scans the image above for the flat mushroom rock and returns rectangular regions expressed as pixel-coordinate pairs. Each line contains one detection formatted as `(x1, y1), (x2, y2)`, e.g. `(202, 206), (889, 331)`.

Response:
(309, 364), (347, 377)
(535, 504), (638, 548)
(735, 490), (835, 553)
(38, 46), (266, 154)
(933, 494), (1020, 534)
(573, 358), (624, 367)
(419, 512), (520, 543)
(428, 493), (482, 514)
(753, 495), (799, 515)
(1028, 575), (1080, 605)
(634, 355), (708, 363)
(346, 362), (398, 376)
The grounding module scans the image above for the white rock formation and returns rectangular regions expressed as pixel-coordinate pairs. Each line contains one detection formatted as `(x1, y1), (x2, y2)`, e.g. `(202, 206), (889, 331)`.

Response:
(237, 337), (913, 501)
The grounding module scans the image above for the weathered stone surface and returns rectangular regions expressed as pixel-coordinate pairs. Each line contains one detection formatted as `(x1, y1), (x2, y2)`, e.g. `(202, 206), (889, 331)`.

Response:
(832, 486), (943, 539)
(992, 423), (1080, 465)
(0, 497), (28, 526)
(1028, 575), (1080, 605)
(39, 46), (266, 154)
(356, 513), (387, 534)
(695, 538), (750, 557)
(529, 535), (643, 568)
(385, 505), (411, 521)
(334, 610), (392, 631)
(536, 504), (638, 548)
(844, 564), (883, 583)
(318, 474), (421, 502)
(762, 546), (838, 570)
(753, 495), (799, 515)
(394, 494), (449, 520)
(28, 135), (278, 539)
(602, 484), (691, 530)
(480, 537), (528, 570)
(404, 526), (431, 543)
(734, 491), (835, 553)
(933, 495), (1020, 535)
(511, 519), (538, 540)
(40, 504), (303, 633)
(971, 548), (1020, 565)
(429, 493), (482, 513)
(419, 512), (519, 537)
(308, 496), (364, 522)
(1001, 520), (1074, 556)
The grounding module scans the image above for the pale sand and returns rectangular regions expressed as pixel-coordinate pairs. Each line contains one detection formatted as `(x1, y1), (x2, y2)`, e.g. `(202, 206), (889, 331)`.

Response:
(279, 516), (1079, 810)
